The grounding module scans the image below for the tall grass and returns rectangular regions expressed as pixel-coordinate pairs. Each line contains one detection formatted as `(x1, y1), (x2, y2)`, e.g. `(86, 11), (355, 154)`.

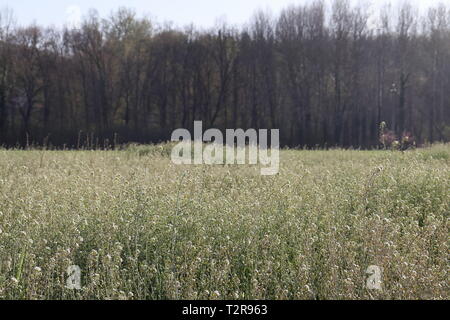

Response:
(0, 144), (448, 299)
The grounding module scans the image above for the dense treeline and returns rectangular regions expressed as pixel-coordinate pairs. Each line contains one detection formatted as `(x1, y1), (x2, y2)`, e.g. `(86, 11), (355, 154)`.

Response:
(0, 1), (450, 148)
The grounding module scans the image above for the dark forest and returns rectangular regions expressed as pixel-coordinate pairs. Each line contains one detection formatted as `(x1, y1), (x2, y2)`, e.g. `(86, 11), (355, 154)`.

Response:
(0, 0), (449, 148)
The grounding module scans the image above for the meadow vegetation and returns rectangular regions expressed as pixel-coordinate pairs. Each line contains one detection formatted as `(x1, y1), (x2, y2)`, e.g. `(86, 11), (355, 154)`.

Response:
(0, 144), (448, 299)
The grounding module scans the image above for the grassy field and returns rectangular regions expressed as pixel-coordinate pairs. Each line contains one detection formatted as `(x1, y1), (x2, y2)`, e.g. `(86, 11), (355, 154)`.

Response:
(0, 144), (448, 300)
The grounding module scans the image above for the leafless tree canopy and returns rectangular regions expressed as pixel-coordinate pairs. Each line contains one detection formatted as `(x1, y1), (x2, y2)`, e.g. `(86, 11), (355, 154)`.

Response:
(0, 1), (449, 148)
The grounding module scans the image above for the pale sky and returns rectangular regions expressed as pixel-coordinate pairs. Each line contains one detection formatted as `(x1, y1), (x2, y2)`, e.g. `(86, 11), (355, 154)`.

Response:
(0, 0), (448, 29)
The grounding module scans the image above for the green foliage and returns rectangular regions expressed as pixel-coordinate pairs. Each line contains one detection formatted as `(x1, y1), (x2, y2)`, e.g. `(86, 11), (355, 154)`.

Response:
(419, 144), (450, 162)
(0, 145), (448, 300)
(124, 143), (175, 158)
